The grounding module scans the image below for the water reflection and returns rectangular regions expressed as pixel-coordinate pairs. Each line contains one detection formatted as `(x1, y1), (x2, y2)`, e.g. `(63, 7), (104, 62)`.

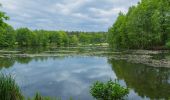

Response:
(0, 57), (33, 69)
(0, 56), (115, 100)
(0, 56), (65, 69)
(0, 58), (15, 69)
(108, 59), (170, 99)
(0, 51), (170, 99)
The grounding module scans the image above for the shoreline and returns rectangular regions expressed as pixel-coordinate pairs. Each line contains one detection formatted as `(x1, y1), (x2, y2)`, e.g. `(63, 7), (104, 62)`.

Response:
(0, 49), (170, 68)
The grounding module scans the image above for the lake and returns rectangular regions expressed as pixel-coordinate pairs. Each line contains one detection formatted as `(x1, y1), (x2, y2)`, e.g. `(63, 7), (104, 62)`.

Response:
(0, 47), (170, 100)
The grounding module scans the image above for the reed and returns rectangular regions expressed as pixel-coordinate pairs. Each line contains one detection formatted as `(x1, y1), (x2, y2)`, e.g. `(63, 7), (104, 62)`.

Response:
(0, 74), (24, 100)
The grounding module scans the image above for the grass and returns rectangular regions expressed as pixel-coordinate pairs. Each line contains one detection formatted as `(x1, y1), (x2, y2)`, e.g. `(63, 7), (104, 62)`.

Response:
(0, 74), (74, 100)
(0, 74), (23, 100)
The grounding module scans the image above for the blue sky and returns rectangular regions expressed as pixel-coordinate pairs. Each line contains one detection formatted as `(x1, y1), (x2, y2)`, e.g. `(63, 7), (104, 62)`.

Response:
(0, 0), (139, 32)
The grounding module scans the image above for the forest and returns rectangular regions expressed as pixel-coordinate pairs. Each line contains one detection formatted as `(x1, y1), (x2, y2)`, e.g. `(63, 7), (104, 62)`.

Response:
(108, 0), (170, 50)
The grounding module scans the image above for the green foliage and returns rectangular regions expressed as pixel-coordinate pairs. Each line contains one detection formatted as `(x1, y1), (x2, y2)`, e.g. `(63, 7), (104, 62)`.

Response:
(0, 25), (16, 47)
(2, 25), (16, 46)
(0, 74), (24, 100)
(16, 28), (34, 46)
(0, 5), (14, 47)
(79, 33), (91, 44)
(166, 41), (170, 49)
(69, 35), (79, 45)
(0, 4), (9, 28)
(33, 30), (49, 46)
(108, 0), (170, 49)
(78, 32), (107, 45)
(90, 80), (129, 100)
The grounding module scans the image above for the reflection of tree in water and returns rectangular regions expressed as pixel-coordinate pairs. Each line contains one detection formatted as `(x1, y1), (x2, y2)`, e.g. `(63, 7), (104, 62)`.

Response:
(34, 57), (49, 62)
(0, 56), (67, 70)
(0, 58), (15, 69)
(108, 59), (170, 99)
(16, 57), (33, 64)
(18, 47), (49, 54)
(0, 57), (33, 70)
(34, 56), (66, 62)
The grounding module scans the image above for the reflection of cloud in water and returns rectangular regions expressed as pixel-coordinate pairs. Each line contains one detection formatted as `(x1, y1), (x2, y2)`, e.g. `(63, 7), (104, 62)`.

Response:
(87, 65), (116, 79)
(0, 56), (115, 100)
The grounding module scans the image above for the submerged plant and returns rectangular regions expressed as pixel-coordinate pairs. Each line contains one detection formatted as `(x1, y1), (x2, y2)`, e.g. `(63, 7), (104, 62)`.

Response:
(0, 74), (24, 100)
(90, 80), (129, 100)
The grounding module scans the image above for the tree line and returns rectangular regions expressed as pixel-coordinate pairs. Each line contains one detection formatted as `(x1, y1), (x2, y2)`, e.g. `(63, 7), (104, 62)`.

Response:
(108, 0), (170, 49)
(0, 26), (107, 47)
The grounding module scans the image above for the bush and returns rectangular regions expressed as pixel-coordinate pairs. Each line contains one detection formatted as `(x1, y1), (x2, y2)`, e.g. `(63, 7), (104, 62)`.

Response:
(90, 80), (129, 100)
(0, 74), (24, 100)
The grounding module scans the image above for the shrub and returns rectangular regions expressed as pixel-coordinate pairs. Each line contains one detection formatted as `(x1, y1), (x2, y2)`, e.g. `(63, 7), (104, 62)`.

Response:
(90, 80), (129, 100)
(0, 74), (24, 100)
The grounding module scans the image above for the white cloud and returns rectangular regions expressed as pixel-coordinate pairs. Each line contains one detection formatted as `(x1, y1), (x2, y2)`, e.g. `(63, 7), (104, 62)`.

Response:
(89, 7), (127, 17)
(72, 13), (89, 19)
(0, 0), (139, 31)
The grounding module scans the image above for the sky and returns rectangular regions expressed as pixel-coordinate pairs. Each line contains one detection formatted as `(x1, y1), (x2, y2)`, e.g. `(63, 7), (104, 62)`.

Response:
(0, 0), (139, 32)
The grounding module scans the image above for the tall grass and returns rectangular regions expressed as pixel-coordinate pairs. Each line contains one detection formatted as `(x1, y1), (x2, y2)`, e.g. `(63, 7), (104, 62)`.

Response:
(0, 74), (73, 100)
(0, 74), (24, 100)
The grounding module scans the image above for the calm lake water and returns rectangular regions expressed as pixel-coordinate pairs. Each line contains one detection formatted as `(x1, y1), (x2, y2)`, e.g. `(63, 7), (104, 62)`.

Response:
(0, 47), (170, 100)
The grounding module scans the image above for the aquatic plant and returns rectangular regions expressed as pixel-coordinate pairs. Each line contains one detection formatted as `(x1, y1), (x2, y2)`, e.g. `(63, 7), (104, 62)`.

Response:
(27, 93), (53, 100)
(90, 80), (129, 100)
(0, 74), (24, 100)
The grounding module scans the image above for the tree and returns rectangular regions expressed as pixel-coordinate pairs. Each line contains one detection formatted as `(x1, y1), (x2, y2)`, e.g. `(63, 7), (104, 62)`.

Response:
(158, 0), (170, 45)
(79, 33), (90, 44)
(108, 12), (128, 49)
(49, 31), (62, 46)
(0, 4), (10, 47)
(60, 31), (69, 46)
(3, 25), (16, 46)
(34, 30), (49, 46)
(108, 0), (170, 49)
(16, 28), (34, 46)
(70, 35), (79, 45)
(0, 4), (9, 27)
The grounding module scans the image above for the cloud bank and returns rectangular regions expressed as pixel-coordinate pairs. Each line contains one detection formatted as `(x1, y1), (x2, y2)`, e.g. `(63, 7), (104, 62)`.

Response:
(0, 0), (139, 31)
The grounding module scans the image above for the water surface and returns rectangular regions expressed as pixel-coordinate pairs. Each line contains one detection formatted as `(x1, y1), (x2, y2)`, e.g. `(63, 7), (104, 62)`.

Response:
(0, 47), (170, 100)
